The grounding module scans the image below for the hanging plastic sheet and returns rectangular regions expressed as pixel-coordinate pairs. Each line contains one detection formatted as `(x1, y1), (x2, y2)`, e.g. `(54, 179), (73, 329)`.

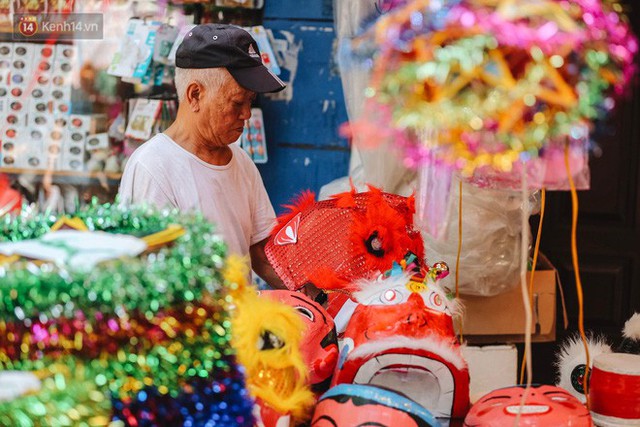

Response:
(421, 174), (540, 297)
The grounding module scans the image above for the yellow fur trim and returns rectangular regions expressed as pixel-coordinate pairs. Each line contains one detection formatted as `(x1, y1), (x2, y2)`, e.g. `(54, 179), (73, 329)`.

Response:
(231, 291), (314, 421)
(223, 255), (251, 298)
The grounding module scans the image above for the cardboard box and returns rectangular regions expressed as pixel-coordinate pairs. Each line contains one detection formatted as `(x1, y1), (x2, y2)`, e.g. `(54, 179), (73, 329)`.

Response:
(458, 255), (558, 344)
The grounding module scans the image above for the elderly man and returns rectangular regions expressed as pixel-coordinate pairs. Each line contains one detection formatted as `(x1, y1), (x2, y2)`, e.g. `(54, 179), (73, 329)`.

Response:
(118, 24), (285, 287)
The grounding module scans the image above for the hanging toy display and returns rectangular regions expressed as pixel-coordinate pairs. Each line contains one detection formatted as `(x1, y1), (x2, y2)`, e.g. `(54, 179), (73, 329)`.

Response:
(464, 385), (592, 426)
(0, 203), (255, 426)
(260, 290), (339, 395)
(588, 352), (640, 427)
(312, 384), (440, 427)
(332, 263), (469, 419)
(265, 186), (424, 294)
(342, 0), (638, 233)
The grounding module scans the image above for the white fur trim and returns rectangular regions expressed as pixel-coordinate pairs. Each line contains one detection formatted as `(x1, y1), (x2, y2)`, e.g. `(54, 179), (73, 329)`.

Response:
(352, 273), (462, 317)
(623, 313), (640, 340)
(346, 335), (467, 371)
(555, 334), (612, 403)
(353, 274), (411, 302)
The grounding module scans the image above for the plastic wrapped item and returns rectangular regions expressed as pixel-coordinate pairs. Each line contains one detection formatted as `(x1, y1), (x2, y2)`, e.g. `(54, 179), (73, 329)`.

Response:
(334, 0), (414, 195)
(470, 139), (591, 191)
(414, 154), (454, 240)
(421, 175), (539, 297)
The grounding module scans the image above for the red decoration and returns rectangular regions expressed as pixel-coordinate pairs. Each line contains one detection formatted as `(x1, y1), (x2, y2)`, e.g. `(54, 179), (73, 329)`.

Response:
(332, 278), (469, 419)
(465, 385), (592, 426)
(589, 353), (640, 424)
(265, 186), (424, 294)
(0, 174), (21, 215)
(260, 290), (339, 395)
(254, 398), (291, 427)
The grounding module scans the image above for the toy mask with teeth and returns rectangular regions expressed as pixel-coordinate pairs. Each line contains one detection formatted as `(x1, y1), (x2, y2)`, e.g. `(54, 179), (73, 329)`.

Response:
(332, 271), (469, 419)
(464, 385), (592, 426)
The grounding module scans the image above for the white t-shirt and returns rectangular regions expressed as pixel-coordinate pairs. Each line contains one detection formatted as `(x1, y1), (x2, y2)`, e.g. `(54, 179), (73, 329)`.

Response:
(118, 133), (276, 257)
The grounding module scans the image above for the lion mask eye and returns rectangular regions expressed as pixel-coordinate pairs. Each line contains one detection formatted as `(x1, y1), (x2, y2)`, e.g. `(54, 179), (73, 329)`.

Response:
(257, 330), (285, 350)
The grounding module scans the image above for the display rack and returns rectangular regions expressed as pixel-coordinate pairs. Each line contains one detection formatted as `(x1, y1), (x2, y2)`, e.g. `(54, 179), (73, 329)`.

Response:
(1, 168), (122, 186)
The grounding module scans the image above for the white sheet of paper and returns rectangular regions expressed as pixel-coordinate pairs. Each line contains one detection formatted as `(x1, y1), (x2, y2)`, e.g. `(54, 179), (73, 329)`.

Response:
(0, 230), (148, 270)
(0, 371), (41, 402)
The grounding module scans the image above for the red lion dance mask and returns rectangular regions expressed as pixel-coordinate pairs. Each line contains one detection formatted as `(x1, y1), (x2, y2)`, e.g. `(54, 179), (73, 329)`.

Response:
(332, 270), (470, 420)
(265, 186), (425, 294)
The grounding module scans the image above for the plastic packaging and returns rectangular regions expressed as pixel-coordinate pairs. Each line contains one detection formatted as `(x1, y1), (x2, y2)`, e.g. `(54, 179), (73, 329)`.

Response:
(333, 0), (414, 195)
(421, 175), (539, 297)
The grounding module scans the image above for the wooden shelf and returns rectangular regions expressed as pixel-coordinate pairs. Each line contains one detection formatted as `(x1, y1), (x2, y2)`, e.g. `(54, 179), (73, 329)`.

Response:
(1, 167), (122, 186)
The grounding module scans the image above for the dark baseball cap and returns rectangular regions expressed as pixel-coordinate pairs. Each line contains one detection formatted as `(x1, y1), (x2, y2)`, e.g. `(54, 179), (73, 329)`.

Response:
(176, 24), (286, 94)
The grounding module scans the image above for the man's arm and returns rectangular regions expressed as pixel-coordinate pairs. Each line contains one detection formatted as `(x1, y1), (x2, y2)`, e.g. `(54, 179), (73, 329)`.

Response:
(250, 237), (286, 289)
(250, 238), (324, 303)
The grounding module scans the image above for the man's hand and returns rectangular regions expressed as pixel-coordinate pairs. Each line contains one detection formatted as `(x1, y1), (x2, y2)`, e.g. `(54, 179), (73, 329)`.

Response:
(300, 282), (326, 305)
(250, 238), (286, 289)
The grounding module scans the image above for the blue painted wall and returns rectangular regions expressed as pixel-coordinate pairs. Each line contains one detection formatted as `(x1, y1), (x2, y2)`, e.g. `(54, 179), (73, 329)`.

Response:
(257, 1), (350, 214)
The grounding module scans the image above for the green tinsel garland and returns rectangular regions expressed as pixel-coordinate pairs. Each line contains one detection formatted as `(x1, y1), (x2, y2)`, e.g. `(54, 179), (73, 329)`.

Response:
(0, 201), (250, 426)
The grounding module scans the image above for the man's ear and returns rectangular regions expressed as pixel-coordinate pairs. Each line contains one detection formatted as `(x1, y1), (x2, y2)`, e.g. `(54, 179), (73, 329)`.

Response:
(186, 81), (203, 112)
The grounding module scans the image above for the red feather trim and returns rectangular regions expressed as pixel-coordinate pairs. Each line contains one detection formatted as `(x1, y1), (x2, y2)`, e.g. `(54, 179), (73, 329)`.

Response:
(331, 187), (357, 208)
(271, 190), (316, 234)
(310, 266), (358, 292)
(365, 184), (384, 195)
(350, 191), (414, 272)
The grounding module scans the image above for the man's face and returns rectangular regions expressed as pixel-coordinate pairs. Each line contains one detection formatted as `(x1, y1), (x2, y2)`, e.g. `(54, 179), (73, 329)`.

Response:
(197, 71), (255, 147)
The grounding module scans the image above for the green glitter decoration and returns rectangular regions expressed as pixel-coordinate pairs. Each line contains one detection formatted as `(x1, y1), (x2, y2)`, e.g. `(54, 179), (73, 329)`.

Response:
(0, 201), (245, 426)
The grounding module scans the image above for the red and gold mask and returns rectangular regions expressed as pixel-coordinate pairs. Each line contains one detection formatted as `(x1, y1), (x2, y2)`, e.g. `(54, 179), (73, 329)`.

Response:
(265, 187), (424, 295)
(332, 273), (469, 419)
(261, 290), (339, 394)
